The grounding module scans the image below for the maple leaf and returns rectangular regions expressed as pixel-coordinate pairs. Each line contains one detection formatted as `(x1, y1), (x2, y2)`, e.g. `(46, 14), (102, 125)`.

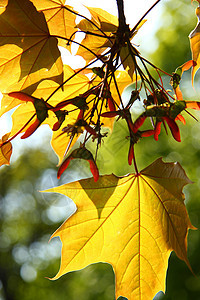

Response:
(44, 158), (194, 300)
(0, 0), (8, 14)
(30, 0), (78, 48)
(0, 133), (12, 166)
(189, 5), (200, 83)
(0, 0), (63, 95)
(120, 21), (146, 79)
(76, 7), (118, 63)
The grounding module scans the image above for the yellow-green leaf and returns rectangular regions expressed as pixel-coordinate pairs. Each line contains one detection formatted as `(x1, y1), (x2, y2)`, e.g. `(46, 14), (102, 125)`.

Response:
(45, 158), (194, 300)
(120, 44), (137, 79)
(0, 0), (63, 94)
(0, 133), (12, 166)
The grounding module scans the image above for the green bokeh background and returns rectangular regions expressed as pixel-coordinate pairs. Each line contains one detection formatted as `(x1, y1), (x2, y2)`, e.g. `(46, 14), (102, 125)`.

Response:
(1, 0), (200, 299)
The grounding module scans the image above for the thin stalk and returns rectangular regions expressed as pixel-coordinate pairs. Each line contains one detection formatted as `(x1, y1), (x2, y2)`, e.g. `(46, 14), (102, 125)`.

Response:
(130, 0), (162, 37)
(52, 35), (106, 63)
(133, 145), (139, 175)
(45, 48), (112, 103)
(1, 114), (36, 146)
(116, 0), (127, 31)
(64, 6), (111, 41)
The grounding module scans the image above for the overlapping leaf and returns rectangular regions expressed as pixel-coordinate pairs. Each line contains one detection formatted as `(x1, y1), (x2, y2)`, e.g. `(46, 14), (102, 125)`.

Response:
(30, 0), (78, 47)
(0, 0), (63, 96)
(5, 65), (91, 150)
(76, 7), (118, 63)
(45, 158), (194, 300)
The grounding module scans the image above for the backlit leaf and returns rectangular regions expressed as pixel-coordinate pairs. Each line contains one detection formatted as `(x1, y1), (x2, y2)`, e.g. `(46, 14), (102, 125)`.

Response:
(45, 158), (194, 300)
(76, 7), (117, 63)
(189, 6), (200, 83)
(0, 0), (63, 94)
(30, 0), (78, 47)
(120, 44), (137, 79)
(0, 0), (8, 14)
(0, 133), (12, 166)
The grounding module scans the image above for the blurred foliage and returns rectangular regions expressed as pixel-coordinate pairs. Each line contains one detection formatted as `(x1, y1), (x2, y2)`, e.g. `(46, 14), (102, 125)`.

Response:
(1, 0), (200, 299)
(151, 0), (196, 73)
(0, 149), (115, 300)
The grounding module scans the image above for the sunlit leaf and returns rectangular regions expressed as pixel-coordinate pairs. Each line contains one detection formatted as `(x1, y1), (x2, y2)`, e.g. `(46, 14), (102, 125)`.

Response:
(0, 133), (12, 166)
(0, 0), (63, 94)
(189, 6), (200, 83)
(82, 7), (118, 32)
(45, 158), (194, 300)
(30, 0), (78, 48)
(76, 7), (117, 63)
(0, 0), (8, 14)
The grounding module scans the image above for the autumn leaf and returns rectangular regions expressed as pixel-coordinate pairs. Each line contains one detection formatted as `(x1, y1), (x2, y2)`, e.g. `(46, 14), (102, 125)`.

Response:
(0, 0), (63, 95)
(0, 133), (12, 166)
(44, 158), (194, 300)
(120, 21), (146, 79)
(189, 6), (200, 83)
(76, 7), (118, 63)
(30, 0), (78, 48)
(0, 0), (8, 14)
(120, 43), (137, 79)
(79, 7), (118, 32)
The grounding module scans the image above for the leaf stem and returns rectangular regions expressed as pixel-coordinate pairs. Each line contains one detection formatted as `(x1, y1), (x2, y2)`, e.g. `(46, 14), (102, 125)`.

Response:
(1, 114), (36, 146)
(116, 0), (127, 31)
(133, 145), (139, 175)
(64, 6), (111, 41)
(45, 48), (112, 102)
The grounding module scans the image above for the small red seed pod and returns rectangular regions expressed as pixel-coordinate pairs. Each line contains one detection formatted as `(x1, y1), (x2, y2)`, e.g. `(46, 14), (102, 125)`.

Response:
(141, 130), (155, 137)
(131, 115), (146, 133)
(52, 121), (60, 131)
(8, 92), (35, 103)
(88, 160), (99, 182)
(107, 97), (116, 112)
(101, 111), (119, 118)
(21, 119), (41, 139)
(175, 114), (186, 125)
(57, 147), (99, 181)
(57, 157), (72, 179)
(163, 116), (181, 142)
(154, 121), (162, 141)
(84, 124), (97, 137)
(77, 109), (84, 120)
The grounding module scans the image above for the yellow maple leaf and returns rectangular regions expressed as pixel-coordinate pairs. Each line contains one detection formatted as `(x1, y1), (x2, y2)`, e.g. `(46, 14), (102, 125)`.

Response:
(44, 158), (195, 300)
(76, 7), (118, 63)
(0, 0), (63, 94)
(0, 133), (12, 166)
(0, 0), (8, 14)
(189, 6), (200, 83)
(30, 0), (78, 48)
